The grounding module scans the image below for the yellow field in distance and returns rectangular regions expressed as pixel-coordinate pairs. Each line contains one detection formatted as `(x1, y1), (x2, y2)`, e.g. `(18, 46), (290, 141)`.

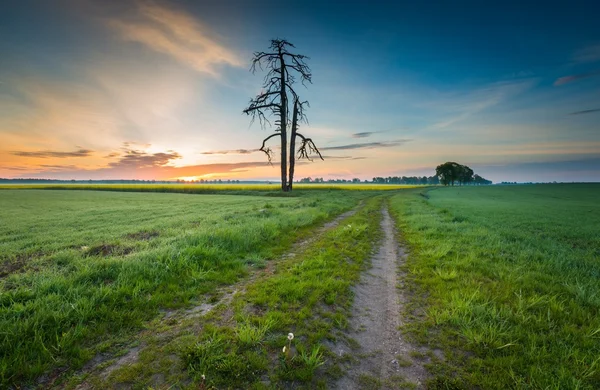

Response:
(0, 183), (424, 191)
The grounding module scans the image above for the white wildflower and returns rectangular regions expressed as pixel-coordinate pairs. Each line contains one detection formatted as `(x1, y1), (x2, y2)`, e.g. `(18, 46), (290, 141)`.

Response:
(282, 346), (286, 353)
(287, 333), (294, 341)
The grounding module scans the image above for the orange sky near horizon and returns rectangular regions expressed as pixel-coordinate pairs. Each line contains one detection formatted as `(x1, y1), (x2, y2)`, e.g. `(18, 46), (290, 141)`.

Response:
(1, 1), (599, 183)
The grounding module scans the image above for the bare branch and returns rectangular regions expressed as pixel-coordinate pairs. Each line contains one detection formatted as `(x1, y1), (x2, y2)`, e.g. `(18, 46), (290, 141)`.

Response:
(296, 132), (324, 162)
(259, 132), (280, 165)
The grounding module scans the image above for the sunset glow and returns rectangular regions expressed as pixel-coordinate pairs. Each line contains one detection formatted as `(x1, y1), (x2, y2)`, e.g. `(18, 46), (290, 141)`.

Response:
(1, 1), (599, 182)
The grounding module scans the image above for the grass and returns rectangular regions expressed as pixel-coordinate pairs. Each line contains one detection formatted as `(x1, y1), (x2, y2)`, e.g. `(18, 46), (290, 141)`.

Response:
(89, 195), (384, 388)
(179, 195), (385, 388)
(0, 189), (370, 386)
(389, 184), (600, 389)
(3, 183), (598, 388)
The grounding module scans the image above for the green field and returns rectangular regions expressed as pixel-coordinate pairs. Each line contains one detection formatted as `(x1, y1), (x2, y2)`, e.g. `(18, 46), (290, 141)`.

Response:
(0, 189), (368, 386)
(1, 184), (598, 388)
(390, 184), (600, 389)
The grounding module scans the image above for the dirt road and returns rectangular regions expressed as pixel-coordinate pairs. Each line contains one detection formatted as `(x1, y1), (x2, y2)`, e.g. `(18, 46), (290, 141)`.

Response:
(334, 206), (428, 389)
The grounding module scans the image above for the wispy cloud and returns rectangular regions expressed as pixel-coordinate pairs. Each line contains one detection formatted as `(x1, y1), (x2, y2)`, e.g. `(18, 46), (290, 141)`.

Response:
(554, 70), (600, 86)
(4, 166), (31, 171)
(573, 44), (600, 63)
(39, 164), (79, 170)
(321, 140), (410, 151)
(352, 132), (377, 138)
(321, 156), (367, 160)
(429, 79), (535, 129)
(569, 108), (600, 115)
(11, 149), (93, 158)
(350, 128), (400, 138)
(108, 148), (182, 168)
(108, 1), (242, 76)
(201, 148), (259, 155)
(18, 159), (273, 181)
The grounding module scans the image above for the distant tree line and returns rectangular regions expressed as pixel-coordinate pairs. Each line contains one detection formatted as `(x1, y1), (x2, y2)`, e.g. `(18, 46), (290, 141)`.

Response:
(298, 176), (441, 184)
(3, 163), (492, 186)
(371, 176), (440, 185)
(435, 162), (492, 186)
(298, 177), (360, 183)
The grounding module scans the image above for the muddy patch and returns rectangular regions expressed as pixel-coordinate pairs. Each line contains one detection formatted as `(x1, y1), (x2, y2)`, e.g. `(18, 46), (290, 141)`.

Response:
(86, 244), (133, 257)
(125, 230), (159, 241)
(100, 346), (142, 380)
(332, 206), (430, 389)
(0, 251), (45, 279)
(0, 258), (28, 279)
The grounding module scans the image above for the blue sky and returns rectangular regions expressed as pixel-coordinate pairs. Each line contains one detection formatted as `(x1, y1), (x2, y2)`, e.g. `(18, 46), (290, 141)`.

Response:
(1, 0), (599, 182)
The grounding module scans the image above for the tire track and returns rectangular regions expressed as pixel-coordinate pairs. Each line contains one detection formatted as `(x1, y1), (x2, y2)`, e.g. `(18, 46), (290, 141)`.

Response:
(66, 205), (362, 389)
(333, 205), (430, 389)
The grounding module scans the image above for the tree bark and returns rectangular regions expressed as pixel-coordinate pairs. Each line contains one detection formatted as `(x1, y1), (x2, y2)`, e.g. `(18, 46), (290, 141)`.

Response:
(288, 99), (299, 191)
(279, 50), (288, 192)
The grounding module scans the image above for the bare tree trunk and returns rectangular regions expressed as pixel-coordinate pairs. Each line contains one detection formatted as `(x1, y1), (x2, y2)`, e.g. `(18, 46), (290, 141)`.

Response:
(279, 51), (288, 192)
(288, 99), (299, 191)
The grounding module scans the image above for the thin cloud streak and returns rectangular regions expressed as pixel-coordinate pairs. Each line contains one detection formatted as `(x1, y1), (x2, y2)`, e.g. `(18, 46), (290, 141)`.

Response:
(569, 108), (600, 115)
(554, 70), (600, 86)
(351, 129), (398, 138)
(573, 44), (600, 63)
(11, 149), (93, 158)
(108, 2), (242, 76)
(4, 166), (31, 171)
(320, 156), (367, 160)
(201, 148), (259, 155)
(352, 132), (377, 138)
(107, 149), (182, 168)
(321, 140), (410, 151)
(430, 79), (535, 129)
(39, 165), (79, 170)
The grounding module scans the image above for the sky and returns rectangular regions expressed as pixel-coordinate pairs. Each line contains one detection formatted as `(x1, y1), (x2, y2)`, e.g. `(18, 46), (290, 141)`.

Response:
(1, 0), (599, 183)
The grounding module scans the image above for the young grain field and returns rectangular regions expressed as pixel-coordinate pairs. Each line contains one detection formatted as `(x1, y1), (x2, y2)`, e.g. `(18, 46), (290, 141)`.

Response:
(0, 189), (368, 386)
(390, 184), (600, 389)
(0, 184), (598, 389)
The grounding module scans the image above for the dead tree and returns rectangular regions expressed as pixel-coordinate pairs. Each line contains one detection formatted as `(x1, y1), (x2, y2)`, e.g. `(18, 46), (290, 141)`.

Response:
(243, 39), (323, 192)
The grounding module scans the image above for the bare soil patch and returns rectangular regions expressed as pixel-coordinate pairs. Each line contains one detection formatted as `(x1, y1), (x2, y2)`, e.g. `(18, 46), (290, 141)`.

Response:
(86, 244), (133, 257)
(125, 230), (159, 241)
(0, 251), (44, 279)
(0, 257), (28, 279)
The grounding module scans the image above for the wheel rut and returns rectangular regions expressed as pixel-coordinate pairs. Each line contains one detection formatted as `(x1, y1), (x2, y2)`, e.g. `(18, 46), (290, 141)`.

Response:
(333, 205), (429, 389)
(64, 205), (362, 389)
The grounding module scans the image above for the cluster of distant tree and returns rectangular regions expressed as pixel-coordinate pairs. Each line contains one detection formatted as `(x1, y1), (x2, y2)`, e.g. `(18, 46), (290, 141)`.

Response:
(298, 176), (441, 184)
(298, 177), (361, 183)
(435, 162), (492, 186)
(371, 176), (440, 185)
(175, 179), (243, 184)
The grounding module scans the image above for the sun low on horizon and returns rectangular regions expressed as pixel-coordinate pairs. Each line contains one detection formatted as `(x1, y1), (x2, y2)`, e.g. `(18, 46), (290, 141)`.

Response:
(1, 0), (599, 183)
